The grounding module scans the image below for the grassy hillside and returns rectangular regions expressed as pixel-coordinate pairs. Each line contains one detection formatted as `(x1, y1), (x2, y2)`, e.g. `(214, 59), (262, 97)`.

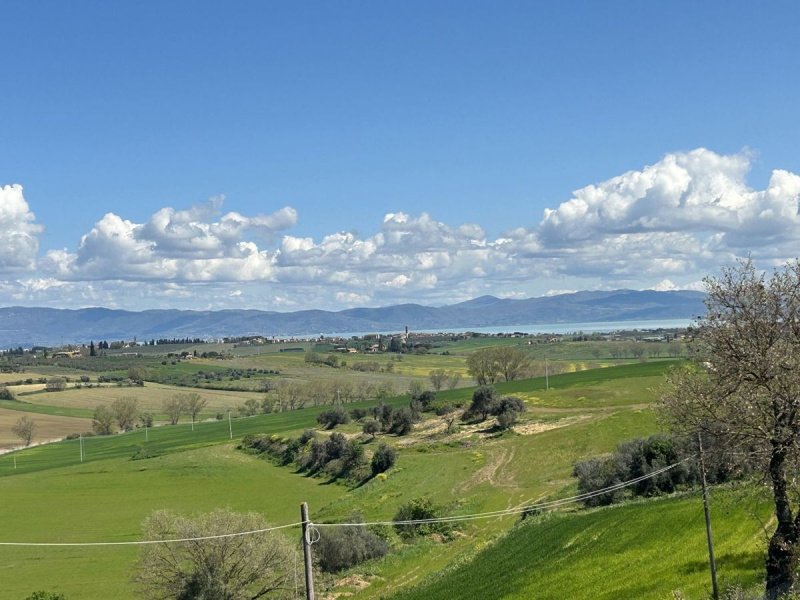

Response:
(0, 445), (346, 600)
(2, 360), (748, 600)
(388, 487), (770, 600)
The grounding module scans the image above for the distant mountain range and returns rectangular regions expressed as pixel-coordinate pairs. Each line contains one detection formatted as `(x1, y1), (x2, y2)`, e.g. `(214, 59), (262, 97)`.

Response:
(0, 289), (706, 347)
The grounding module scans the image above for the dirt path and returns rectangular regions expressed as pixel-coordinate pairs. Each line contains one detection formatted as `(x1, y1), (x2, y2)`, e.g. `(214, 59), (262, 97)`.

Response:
(456, 445), (517, 494)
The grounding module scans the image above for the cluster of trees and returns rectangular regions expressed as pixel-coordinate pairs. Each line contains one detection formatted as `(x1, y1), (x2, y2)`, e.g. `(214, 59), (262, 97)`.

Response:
(92, 397), (145, 435)
(260, 379), (397, 413)
(91, 392), (208, 435)
(572, 433), (753, 507)
(161, 393), (207, 426)
(314, 391), (464, 439)
(241, 430), (396, 483)
(130, 495), (464, 600)
(363, 403), (416, 436)
(313, 401), (418, 437)
(45, 377), (67, 392)
(428, 369), (462, 391)
(466, 346), (530, 384)
(462, 386), (526, 430)
(152, 337), (206, 345)
(317, 406), (351, 429)
(304, 351), (346, 368)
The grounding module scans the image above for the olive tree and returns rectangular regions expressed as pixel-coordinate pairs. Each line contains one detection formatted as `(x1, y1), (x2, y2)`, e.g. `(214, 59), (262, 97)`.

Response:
(134, 509), (293, 600)
(92, 404), (115, 435)
(660, 259), (800, 599)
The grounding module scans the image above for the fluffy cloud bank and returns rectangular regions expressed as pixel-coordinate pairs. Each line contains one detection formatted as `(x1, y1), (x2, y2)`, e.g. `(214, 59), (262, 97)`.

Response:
(42, 198), (296, 282)
(0, 184), (44, 272)
(5, 148), (800, 310)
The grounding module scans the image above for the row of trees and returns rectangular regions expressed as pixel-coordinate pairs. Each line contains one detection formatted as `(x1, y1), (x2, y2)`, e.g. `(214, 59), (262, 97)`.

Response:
(428, 369), (462, 391)
(161, 393), (207, 425)
(466, 346), (530, 385)
(91, 393), (208, 435)
(260, 379), (397, 413)
(241, 430), (397, 483)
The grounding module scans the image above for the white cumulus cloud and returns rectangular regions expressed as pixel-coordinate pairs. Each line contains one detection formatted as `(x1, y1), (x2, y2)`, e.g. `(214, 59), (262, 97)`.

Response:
(41, 198), (293, 282)
(9, 148), (800, 311)
(0, 184), (44, 272)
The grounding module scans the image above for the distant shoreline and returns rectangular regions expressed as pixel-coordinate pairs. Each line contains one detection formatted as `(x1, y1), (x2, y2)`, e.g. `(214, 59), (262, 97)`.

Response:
(321, 318), (696, 338)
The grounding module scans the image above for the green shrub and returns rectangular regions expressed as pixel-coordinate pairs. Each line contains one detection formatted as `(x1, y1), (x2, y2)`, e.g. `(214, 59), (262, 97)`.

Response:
(362, 418), (380, 438)
(393, 497), (452, 540)
(316, 406), (351, 429)
(371, 443), (397, 476)
(389, 408), (414, 435)
(316, 516), (389, 572)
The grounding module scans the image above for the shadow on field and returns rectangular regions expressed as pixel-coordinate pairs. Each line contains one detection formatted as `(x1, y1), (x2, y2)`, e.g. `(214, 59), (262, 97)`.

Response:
(679, 551), (762, 575)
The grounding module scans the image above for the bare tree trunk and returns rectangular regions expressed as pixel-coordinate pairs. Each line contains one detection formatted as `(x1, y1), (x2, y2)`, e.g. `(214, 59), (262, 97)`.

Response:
(766, 446), (798, 599)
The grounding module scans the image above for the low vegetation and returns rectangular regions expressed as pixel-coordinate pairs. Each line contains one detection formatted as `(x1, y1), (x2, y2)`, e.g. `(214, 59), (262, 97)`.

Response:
(134, 509), (293, 600)
(316, 514), (390, 573)
(4, 334), (734, 600)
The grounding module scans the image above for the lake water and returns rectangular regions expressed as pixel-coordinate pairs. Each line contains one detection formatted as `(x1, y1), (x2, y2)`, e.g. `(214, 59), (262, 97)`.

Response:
(323, 318), (696, 338)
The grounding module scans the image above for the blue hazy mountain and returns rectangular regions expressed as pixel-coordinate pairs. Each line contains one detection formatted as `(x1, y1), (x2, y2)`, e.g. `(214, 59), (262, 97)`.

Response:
(0, 289), (705, 347)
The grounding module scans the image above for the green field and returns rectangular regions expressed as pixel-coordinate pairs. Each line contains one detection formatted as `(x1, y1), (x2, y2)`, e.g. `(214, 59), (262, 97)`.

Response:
(0, 358), (773, 600)
(389, 487), (770, 600)
(0, 445), (346, 599)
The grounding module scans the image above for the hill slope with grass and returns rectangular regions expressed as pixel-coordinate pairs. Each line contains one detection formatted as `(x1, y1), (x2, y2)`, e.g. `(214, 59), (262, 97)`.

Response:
(388, 488), (770, 600)
(1, 360), (773, 600)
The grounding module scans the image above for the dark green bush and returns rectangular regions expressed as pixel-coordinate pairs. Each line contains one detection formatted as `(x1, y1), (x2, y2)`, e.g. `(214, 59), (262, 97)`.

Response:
(371, 443), (397, 475)
(389, 408), (414, 435)
(316, 517), (389, 572)
(316, 406), (351, 429)
(393, 497), (452, 540)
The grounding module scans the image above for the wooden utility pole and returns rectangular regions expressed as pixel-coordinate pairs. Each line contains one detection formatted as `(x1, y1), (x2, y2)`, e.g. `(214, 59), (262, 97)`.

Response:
(698, 432), (719, 600)
(300, 502), (315, 600)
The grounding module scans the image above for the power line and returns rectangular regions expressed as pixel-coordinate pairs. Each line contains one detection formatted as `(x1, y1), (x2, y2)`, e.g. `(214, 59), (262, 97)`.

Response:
(315, 460), (687, 528)
(0, 459), (687, 547)
(0, 521), (303, 547)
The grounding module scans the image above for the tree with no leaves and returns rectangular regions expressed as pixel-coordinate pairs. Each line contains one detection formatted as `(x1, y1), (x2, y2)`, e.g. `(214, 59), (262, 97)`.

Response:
(163, 396), (185, 425)
(428, 369), (447, 391)
(491, 346), (530, 382)
(660, 259), (800, 599)
(466, 348), (498, 385)
(12, 416), (36, 446)
(134, 508), (293, 600)
(466, 346), (530, 385)
(178, 392), (207, 425)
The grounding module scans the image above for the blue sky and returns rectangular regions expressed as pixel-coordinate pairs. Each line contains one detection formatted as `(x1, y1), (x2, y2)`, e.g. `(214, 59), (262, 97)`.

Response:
(1, 1), (799, 311)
